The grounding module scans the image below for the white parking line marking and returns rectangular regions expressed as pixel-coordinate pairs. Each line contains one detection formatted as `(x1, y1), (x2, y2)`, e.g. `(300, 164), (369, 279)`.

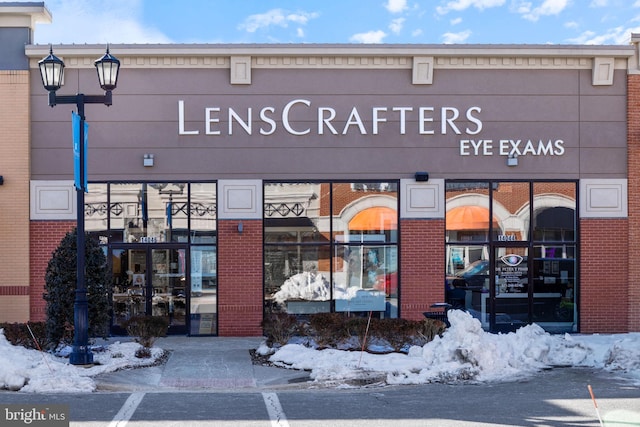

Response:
(108, 392), (145, 427)
(262, 392), (290, 427)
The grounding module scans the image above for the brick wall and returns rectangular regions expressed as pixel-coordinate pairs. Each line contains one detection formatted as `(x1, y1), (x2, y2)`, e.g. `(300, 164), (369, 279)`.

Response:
(580, 218), (628, 333)
(628, 74), (640, 332)
(217, 219), (263, 336)
(29, 221), (75, 321)
(0, 71), (31, 322)
(400, 219), (445, 320)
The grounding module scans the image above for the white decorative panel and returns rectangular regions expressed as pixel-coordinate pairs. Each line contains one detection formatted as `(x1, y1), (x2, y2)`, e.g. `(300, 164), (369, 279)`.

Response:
(30, 180), (76, 220)
(412, 56), (433, 85)
(580, 179), (627, 218)
(218, 179), (262, 219)
(592, 57), (615, 86)
(400, 178), (444, 219)
(230, 56), (251, 84)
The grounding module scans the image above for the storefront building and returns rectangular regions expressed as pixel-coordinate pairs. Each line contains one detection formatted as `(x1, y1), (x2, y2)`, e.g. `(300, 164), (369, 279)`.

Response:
(2, 3), (640, 336)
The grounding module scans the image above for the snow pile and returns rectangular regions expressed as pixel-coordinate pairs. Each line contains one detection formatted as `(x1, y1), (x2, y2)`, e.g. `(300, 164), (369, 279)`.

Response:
(2, 311), (640, 393)
(391, 310), (587, 384)
(269, 310), (640, 386)
(0, 329), (164, 393)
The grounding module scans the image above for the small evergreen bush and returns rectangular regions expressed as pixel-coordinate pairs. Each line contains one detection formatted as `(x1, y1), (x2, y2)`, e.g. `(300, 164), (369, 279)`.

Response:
(43, 229), (111, 345)
(124, 315), (168, 351)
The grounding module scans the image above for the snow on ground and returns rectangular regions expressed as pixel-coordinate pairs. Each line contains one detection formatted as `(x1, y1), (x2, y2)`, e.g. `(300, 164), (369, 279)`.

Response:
(1, 310), (639, 393)
(0, 333), (164, 393)
(263, 310), (640, 386)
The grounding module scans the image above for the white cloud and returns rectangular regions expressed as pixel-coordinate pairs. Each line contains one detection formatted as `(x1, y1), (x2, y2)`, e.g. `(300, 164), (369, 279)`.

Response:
(590, 0), (608, 6)
(32, 0), (170, 44)
(385, 0), (408, 13)
(519, 0), (570, 22)
(436, 0), (506, 15)
(442, 29), (472, 43)
(451, 17), (463, 25)
(566, 25), (640, 44)
(350, 30), (387, 43)
(564, 21), (578, 29)
(239, 9), (319, 33)
(412, 28), (424, 37)
(287, 11), (319, 25)
(389, 18), (405, 34)
(635, 1), (640, 7)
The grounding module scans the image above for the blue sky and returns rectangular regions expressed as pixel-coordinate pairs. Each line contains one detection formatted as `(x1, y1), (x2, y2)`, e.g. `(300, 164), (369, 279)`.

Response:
(12, 0), (640, 45)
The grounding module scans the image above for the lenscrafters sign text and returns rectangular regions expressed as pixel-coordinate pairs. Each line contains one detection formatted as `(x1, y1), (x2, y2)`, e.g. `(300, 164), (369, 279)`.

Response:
(177, 99), (565, 158)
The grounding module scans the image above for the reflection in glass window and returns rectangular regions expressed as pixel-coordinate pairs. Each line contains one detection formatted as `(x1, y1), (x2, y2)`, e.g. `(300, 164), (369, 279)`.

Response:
(446, 182), (491, 243)
(533, 182), (576, 242)
(445, 180), (578, 334)
(190, 246), (217, 335)
(99, 183), (215, 244)
(108, 183), (144, 243)
(445, 182), (491, 274)
(264, 181), (398, 318)
(87, 181), (217, 336)
(190, 183), (217, 244)
(333, 183), (398, 244)
(532, 182), (577, 331)
(491, 182), (530, 241)
(86, 183), (109, 245)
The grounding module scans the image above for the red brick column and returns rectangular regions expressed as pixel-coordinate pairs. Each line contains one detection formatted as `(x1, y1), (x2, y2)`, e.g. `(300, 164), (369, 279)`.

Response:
(580, 219), (629, 333)
(29, 221), (75, 321)
(217, 219), (263, 336)
(400, 219), (445, 320)
(628, 74), (640, 332)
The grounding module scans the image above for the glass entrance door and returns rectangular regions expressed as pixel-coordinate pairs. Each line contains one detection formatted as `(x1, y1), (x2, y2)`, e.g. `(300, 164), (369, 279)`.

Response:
(111, 246), (187, 335)
(490, 246), (529, 332)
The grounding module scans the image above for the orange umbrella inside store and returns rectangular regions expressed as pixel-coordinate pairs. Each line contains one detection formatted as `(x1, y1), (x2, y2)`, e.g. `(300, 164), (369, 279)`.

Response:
(446, 205), (498, 230)
(349, 207), (397, 231)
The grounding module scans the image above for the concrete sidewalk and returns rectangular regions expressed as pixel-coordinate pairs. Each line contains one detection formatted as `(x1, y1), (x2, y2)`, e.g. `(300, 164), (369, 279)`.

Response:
(94, 336), (311, 392)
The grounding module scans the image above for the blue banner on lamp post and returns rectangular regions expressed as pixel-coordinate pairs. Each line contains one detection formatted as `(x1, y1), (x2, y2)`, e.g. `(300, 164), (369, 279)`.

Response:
(72, 111), (88, 192)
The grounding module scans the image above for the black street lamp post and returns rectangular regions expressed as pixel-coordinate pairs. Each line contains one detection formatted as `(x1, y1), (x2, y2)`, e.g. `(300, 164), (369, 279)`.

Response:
(38, 46), (120, 365)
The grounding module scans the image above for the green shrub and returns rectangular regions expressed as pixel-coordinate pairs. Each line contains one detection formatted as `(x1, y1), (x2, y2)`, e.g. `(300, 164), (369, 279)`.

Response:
(419, 318), (447, 342)
(263, 311), (446, 353)
(343, 316), (372, 348)
(308, 312), (350, 348)
(124, 315), (168, 350)
(0, 322), (55, 351)
(261, 313), (299, 346)
(43, 228), (111, 345)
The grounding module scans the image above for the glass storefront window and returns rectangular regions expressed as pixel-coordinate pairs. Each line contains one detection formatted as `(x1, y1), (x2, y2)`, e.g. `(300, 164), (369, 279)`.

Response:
(445, 180), (577, 334)
(190, 183), (217, 244)
(491, 182), (530, 242)
(265, 245), (331, 314)
(107, 183), (196, 243)
(264, 182), (331, 315)
(264, 181), (398, 318)
(332, 182), (398, 244)
(190, 246), (217, 335)
(446, 182), (492, 244)
(85, 183), (109, 244)
(533, 182), (576, 242)
(91, 181), (217, 336)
